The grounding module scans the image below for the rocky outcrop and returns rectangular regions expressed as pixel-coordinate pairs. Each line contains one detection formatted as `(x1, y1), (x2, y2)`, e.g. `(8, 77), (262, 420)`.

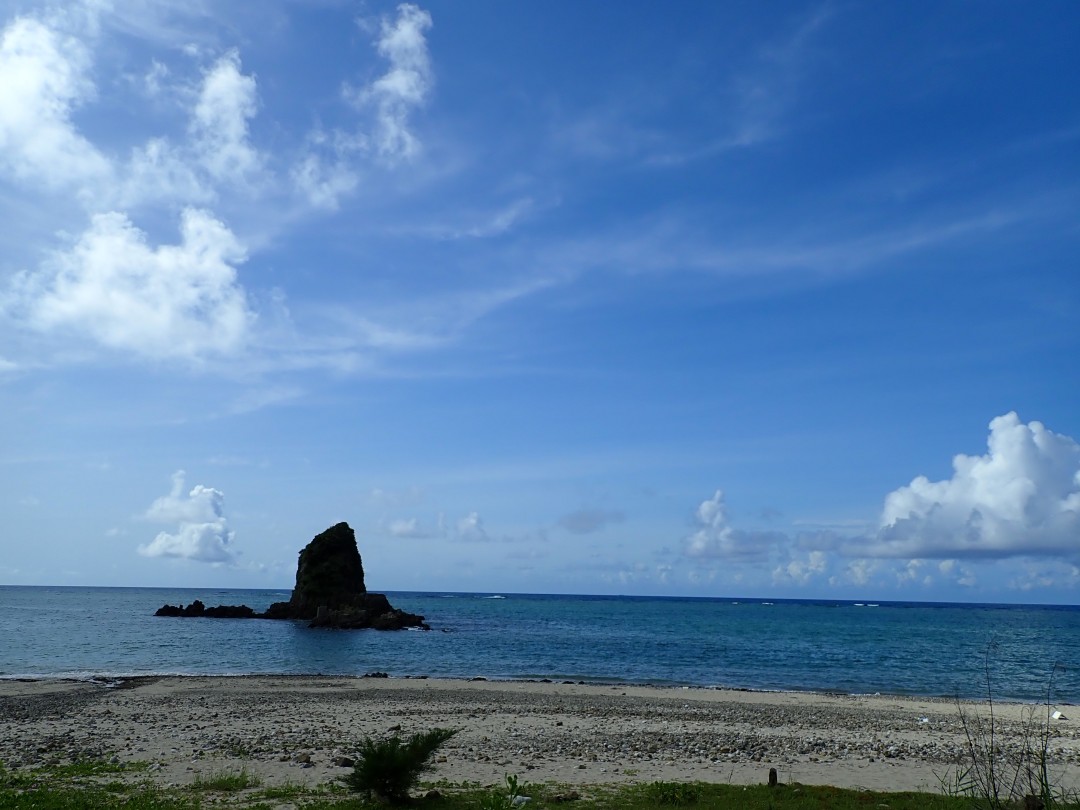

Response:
(154, 601), (256, 619)
(264, 523), (427, 630)
(154, 522), (427, 630)
(269, 522), (368, 619)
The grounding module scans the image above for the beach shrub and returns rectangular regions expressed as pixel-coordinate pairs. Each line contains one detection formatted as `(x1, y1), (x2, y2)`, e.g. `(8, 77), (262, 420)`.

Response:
(344, 727), (457, 804)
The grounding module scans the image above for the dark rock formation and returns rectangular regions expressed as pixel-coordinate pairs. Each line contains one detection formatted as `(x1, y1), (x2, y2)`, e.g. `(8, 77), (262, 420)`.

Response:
(154, 600), (207, 617)
(204, 604), (257, 619)
(156, 601), (258, 618)
(153, 522), (427, 630)
(269, 522), (368, 619)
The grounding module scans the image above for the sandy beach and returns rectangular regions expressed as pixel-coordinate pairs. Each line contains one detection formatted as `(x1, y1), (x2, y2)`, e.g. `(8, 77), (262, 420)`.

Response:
(1, 676), (1077, 795)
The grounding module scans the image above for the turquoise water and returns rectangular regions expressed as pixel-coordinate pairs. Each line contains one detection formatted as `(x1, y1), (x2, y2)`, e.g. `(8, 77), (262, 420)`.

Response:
(0, 586), (1077, 702)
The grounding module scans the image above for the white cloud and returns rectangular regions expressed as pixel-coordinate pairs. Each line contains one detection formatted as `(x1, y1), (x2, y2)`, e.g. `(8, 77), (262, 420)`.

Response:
(121, 136), (212, 207)
(677, 414), (1080, 593)
(348, 3), (433, 162)
(868, 413), (1080, 560)
(11, 207), (254, 361)
(1008, 562), (1080, 593)
(291, 151), (358, 211)
(0, 5), (450, 368)
(418, 198), (537, 240)
(773, 550), (827, 585)
(139, 470), (235, 563)
(845, 558), (878, 586)
(684, 490), (783, 562)
(0, 15), (110, 195)
(386, 517), (431, 538)
(142, 58), (169, 97)
(190, 50), (263, 186)
(896, 558), (924, 584)
(457, 511), (490, 542)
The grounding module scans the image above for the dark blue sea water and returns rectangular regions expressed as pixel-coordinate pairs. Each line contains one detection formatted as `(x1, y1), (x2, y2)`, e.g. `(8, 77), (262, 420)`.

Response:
(1, 587), (1077, 703)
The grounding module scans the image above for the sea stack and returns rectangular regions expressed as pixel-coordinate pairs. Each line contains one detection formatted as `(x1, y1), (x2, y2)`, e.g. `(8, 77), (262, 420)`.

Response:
(155, 522), (428, 630)
(264, 522), (426, 630)
(276, 521), (368, 617)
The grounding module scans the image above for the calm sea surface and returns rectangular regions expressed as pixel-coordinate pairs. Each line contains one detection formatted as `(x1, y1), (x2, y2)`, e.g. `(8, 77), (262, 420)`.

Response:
(0, 587), (1076, 703)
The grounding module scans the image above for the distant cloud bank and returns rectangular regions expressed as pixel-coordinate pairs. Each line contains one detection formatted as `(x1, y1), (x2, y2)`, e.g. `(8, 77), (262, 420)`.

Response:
(681, 413), (1080, 593)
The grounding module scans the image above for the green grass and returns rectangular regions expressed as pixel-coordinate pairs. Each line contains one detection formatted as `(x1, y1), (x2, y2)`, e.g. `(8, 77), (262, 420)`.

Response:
(3, 771), (1080, 810)
(0, 785), (199, 809)
(190, 768), (261, 792)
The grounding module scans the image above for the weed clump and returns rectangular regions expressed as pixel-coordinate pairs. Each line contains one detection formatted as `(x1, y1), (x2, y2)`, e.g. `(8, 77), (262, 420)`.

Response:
(948, 643), (1074, 810)
(191, 768), (261, 792)
(643, 780), (704, 806)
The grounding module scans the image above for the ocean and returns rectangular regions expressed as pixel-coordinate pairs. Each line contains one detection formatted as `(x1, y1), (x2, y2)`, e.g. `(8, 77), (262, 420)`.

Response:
(1, 586), (1076, 703)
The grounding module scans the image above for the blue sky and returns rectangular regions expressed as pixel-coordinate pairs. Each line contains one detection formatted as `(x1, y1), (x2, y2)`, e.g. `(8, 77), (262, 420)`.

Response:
(1, 0), (1078, 602)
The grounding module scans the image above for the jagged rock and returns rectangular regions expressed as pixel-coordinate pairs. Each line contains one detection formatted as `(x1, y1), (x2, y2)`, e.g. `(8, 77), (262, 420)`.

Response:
(157, 601), (253, 617)
(153, 522), (428, 631)
(265, 522), (367, 620)
(154, 600), (206, 617)
(203, 604), (257, 619)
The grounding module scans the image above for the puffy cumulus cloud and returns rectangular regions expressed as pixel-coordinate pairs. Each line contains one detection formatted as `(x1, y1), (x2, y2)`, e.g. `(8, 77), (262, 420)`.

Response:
(895, 558), (924, 585)
(0, 15), (110, 194)
(684, 490), (785, 563)
(557, 508), (625, 535)
(869, 413), (1080, 560)
(138, 471), (235, 563)
(11, 208), (254, 361)
(773, 550), (827, 585)
(0, 10), (262, 211)
(190, 50), (263, 186)
(0, 4), (448, 369)
(844, 558), (878, 586)
(348, 3), (433, 162)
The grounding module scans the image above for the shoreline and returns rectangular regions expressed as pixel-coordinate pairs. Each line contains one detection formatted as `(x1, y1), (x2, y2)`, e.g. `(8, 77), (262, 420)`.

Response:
(0, 670), (1067, 707)
(2, 675), (1078, 794)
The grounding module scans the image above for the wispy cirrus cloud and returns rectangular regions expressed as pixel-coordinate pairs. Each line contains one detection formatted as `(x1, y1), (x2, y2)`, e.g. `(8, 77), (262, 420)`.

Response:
(558, 3), (836, 167)
(294, 3), (436, 210)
